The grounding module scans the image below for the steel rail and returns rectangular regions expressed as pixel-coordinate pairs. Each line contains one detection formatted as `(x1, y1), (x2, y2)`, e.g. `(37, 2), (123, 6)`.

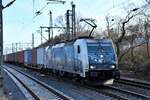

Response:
(115, 78), (150, 90)
(7, 64), (150, 99)
(85, 86), (129, 100)
(3, 66), (41, 100)
(105, 85), (150, 99)
(3, 65), (73, 100)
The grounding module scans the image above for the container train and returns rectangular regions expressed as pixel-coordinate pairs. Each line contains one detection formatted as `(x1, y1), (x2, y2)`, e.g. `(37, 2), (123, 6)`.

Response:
(4, 38), (120, 85)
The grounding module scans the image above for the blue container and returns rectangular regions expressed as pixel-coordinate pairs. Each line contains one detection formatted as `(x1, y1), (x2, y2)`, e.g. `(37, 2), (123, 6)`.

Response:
(27, 50), (32, 64)
(24, 50), (32, 64)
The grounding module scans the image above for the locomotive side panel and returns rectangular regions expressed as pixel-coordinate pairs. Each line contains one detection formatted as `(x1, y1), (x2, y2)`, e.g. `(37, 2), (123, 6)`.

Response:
(52, 47), (65, 70)
(63, 44), (75, 72)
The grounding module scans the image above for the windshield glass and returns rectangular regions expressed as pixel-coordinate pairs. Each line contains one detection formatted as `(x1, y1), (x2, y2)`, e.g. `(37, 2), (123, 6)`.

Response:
(87, 43), (114, 53)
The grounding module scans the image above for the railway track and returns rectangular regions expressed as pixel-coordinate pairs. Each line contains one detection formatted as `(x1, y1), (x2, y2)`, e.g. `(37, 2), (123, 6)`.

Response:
(5, 64), (150, 100)
(104, 85), (150, 100)
(83, 85), (129, 100)
(2, 65), (73, 100)
(83, 84), (150, 100)
(115, 77), (150, 90)
(83, 77), (150, 99)
(4, 64), (135, 100)
(57, 76), (150, 100)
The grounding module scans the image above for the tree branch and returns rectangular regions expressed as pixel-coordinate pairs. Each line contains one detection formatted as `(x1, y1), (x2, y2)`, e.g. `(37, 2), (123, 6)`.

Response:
(3, 0), (16, 10)
(118, 40), (146, 62)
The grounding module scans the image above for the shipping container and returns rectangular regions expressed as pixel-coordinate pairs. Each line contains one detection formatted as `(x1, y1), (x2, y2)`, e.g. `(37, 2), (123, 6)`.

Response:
(16, 51), (24, 64)
(7, 53), (14, 63)
(24, 50), (32, 65)
(7, 54), (10, 62)
(6, 54), (10, 62)
(9, 53), (12, 62)
(14, 52), (17, 63)
(37, 47), (45, 66)
(10, 53), (13, 62)
(32, 48), (37, 66)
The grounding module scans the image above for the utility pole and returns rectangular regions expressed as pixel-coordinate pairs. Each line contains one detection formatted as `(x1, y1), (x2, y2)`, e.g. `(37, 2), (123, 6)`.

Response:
(15, 43), (17, 52)
(32, 33), (34, 48)
(40, 26), (65, 42)
(66, 10), (70, 40)
(71, 2), (76, 39)
(0, 0), (16, 76)
(12, 43), (14, 53)
(49, 11), (53, 40)
(0, 0), (3, 66)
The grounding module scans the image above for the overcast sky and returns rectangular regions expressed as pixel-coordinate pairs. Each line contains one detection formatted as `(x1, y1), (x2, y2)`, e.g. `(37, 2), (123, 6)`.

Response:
(3, 0), (145, 52)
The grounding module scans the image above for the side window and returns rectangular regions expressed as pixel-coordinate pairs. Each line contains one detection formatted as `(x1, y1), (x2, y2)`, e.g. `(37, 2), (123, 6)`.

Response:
(77, 45), (80, 54)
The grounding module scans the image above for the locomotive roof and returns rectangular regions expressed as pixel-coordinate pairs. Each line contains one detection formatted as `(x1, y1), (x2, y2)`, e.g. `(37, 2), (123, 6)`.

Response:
(57, 37), (112, 44)
(47, 37), (113, 48)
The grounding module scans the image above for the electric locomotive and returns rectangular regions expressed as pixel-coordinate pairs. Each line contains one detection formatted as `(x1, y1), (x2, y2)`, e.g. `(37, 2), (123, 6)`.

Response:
(45, 37), (120, 85)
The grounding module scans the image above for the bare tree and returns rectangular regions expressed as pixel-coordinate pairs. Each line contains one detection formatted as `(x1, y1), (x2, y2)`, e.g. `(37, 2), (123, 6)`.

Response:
(115, 8), (139, 59)
(144, 18), (150, 57)
(146, 0), (150, 4)
(105, 15), (116, 38)
(55, 13), (94, 39)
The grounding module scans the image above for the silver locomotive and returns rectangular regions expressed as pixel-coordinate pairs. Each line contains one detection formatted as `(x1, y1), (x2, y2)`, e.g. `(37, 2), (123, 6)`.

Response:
(45, 38), (120, 85)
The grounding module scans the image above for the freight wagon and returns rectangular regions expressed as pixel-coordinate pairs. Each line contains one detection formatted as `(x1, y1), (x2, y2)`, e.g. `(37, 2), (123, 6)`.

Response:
(24, 49), (32, 66)
(16, 51), (24, 65)
(37, 47), (45, 68)
(32, 48), (37, 67)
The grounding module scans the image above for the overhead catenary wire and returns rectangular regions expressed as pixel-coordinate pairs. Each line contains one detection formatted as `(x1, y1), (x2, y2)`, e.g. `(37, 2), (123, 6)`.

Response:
(17, 0), (66, 43)
(17, 0), (136, 36)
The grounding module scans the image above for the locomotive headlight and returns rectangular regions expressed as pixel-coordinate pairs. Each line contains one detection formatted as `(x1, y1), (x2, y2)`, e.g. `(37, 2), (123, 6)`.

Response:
(110, 65), (115, 68)
(90, 65), (96, 69)
(100, 55), (104, 58)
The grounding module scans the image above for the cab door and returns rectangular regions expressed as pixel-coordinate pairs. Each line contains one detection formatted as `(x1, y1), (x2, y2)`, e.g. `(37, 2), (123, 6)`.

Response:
(74, 45), (82, 73)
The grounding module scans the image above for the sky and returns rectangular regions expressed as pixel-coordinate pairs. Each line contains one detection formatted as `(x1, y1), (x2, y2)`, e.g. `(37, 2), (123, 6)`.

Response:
(3, 0), (146, 53)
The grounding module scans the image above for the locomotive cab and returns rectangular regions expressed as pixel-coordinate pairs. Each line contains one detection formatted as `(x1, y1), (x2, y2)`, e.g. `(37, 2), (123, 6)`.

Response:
(74, 38), (120, 84)
(87, 39), (120, 80)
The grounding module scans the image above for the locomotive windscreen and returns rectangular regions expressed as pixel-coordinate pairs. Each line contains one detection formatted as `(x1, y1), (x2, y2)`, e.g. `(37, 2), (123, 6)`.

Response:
(87, 43), (114, 54)
(87, 41), (117, 70)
